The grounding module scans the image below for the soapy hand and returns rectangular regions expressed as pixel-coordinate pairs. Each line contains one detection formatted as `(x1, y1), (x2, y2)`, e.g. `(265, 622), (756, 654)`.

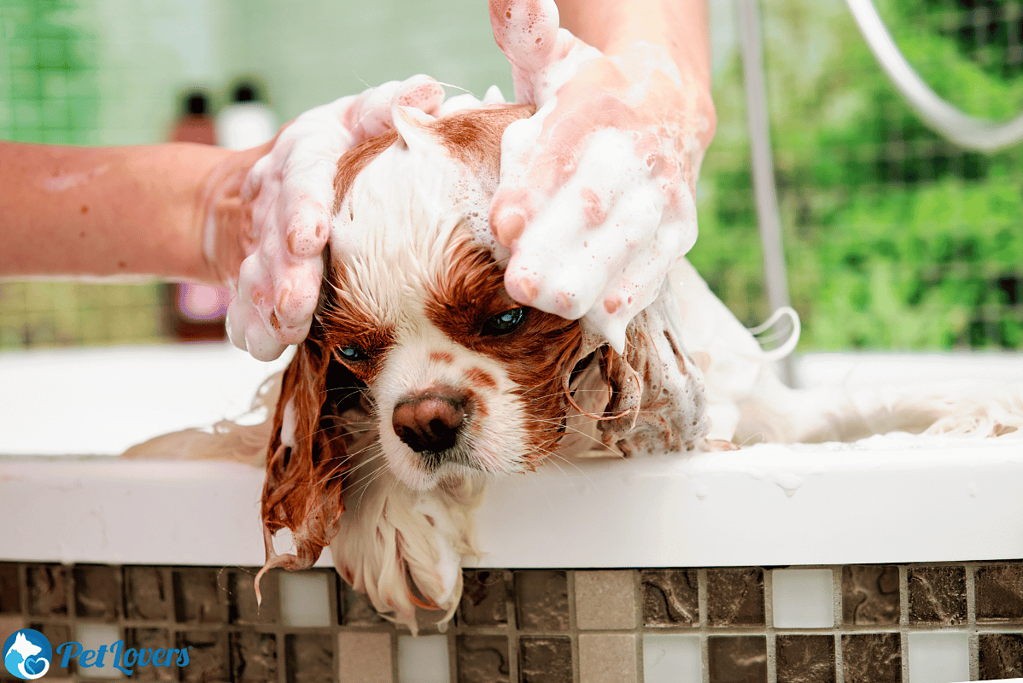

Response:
(488, 0), (716, 352)
(204, 76), (445, 361)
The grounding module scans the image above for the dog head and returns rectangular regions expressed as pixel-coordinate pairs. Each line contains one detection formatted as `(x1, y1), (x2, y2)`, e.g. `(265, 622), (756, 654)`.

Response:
(258, 102), (709, 586)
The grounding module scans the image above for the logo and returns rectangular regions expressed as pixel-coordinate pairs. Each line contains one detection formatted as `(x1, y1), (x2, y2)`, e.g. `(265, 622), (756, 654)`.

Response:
(3, 629), (51, 680)
(3, 628), (191, 678)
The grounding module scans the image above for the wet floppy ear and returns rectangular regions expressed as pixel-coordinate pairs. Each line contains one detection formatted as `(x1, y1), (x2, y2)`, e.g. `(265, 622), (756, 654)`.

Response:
(594, 298), (711, 455)
(258, 334), (348, 587)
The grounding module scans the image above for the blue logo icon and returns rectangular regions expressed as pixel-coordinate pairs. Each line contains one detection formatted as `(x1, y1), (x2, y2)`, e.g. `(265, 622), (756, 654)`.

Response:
(3, 629), (52, 680)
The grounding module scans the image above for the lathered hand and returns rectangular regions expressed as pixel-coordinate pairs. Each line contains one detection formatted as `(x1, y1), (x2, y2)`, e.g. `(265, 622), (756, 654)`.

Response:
(210, 76), (445, 361)
(488, 0), (715, 352)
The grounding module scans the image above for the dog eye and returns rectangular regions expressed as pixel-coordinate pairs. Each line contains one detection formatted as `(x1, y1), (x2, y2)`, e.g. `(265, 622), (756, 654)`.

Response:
(337, 345), (368, 362)
(481, 308), (527, 336)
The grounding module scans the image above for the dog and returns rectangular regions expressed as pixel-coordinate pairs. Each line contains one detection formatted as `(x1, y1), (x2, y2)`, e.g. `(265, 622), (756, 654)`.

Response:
(126, 94), (1023, 633)
(253, 101), (721, 629)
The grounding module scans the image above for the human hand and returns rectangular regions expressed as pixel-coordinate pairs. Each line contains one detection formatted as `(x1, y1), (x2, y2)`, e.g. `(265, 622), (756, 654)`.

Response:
(203, 76), (446, 361)
(488, 0), (716, 352)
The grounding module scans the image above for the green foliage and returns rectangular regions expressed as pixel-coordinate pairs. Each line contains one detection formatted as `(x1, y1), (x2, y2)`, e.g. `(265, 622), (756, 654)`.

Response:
(692, 0), (1023, 350)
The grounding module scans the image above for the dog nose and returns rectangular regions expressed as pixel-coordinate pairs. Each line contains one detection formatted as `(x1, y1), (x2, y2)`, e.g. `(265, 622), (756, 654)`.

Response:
(392, 388), (468, 453)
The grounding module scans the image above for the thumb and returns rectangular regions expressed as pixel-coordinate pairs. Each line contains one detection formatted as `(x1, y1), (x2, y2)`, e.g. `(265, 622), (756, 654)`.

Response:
(489, 0), (562, 73)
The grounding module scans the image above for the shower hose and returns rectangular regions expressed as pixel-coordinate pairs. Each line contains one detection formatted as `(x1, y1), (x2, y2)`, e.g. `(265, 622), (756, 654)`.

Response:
(845, 0), (1023, 151)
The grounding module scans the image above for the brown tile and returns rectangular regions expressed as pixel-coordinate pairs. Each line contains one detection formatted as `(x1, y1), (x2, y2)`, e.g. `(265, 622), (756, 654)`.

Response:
(338, 578), (386, 626)
(285, 633), (334, 683)
(0, 564), (21, 614)
(172, 568), (226, 624)
(518, 636), (572, 683)
(73, 564), (120, 621)
(514, 571), (569, 631)
(575, 570), (636, 630)
(642, 569), (699, 627)
(578, 633), (638, 683)
(707, 636), (767, 683)
(124, 628), (173, 680)
(976, 564), (1023, 623)
(26, 564), (66, 617)
(0, 615), (25, 640)
(979, 633), (1023, 679)
(338, 631), (392, 683)
(457, 634), (509, 683)
(177, 630), (230, 682)
(229, 569), (278, 625)
(842, 566), (899, 625)
(707, 568), (765, 627)
(231, 631), (277, 683)
(841, 633), (901, 683)
(908, 566), (965, 625)
(776, 635), (835, 683)
(459, 570), (510, 627)
(123, 566), (169, 621)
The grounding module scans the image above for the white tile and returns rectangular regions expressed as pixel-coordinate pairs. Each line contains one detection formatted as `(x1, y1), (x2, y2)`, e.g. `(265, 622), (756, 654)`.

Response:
(398, 635), (449, 683)
(643, 634), (701, 683)
(772, 568), (834, 628)
(279, 572), (332, 627)
(72, 624), (121, 678)
(908, 631), (969, 683)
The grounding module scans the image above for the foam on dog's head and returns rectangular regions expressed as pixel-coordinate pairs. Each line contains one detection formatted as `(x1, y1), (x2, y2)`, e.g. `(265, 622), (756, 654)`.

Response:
(330, 104), (532, 271)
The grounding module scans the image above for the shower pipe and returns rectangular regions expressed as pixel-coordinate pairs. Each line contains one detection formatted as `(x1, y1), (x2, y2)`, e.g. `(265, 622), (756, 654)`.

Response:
(737, 0), (798, 387)
(846, 0), (1023, 152)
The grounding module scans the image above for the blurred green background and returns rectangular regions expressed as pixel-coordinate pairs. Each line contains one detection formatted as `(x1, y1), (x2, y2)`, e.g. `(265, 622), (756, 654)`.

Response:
(1, 0), (1021, 350)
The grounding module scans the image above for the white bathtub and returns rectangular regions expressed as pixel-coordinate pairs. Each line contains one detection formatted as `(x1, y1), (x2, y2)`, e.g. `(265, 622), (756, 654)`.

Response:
(2, 343), (1021, 568)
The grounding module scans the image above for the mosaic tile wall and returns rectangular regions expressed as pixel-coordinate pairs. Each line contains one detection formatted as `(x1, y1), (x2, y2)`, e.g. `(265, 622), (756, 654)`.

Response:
(2, 561), (1023, 682)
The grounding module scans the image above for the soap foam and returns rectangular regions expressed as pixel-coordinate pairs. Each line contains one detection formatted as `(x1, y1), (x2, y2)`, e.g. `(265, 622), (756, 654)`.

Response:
(488, 0), (710, 351)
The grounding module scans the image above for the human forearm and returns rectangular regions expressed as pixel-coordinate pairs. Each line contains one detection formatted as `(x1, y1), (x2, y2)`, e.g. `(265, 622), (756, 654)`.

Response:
(0, 142), (233, 283)
(554, 0), (711, 89)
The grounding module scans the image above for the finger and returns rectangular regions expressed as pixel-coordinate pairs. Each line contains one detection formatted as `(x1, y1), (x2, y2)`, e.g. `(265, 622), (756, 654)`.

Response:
(489, 114), (547, 246)
(272, 260), (322, 342)
(395, 76), (444, 115)
(488, 0), (561, 73)
(500, 185), (612, 319)
(240, 153), (271, 201)
(284, 201), (330, 258)
(228, 256), (289, 361)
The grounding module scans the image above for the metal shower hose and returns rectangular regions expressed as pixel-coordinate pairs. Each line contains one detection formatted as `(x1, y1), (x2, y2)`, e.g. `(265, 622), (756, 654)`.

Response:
(846, 0), (1023, 152)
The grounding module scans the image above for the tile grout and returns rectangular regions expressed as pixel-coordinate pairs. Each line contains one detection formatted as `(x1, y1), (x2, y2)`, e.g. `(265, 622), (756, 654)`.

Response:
(6, 560), (1023, 683)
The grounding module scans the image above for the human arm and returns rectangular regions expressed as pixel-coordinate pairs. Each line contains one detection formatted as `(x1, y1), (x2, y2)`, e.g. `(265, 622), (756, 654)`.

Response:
(0, 141), (237, 283)
(488, 0), (716, 351)
(0, 76), (446, 361)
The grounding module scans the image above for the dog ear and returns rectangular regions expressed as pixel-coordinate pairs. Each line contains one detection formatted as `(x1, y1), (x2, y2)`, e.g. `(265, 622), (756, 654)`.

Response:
(258, 327), (360, 583)
(595, 292), (712, 455)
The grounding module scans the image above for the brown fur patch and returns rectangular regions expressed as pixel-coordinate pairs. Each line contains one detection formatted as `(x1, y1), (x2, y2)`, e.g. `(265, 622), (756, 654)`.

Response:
(430, 351), (455, 365)
(424, 238), (582, 460)
(465, 367), (498, 390)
